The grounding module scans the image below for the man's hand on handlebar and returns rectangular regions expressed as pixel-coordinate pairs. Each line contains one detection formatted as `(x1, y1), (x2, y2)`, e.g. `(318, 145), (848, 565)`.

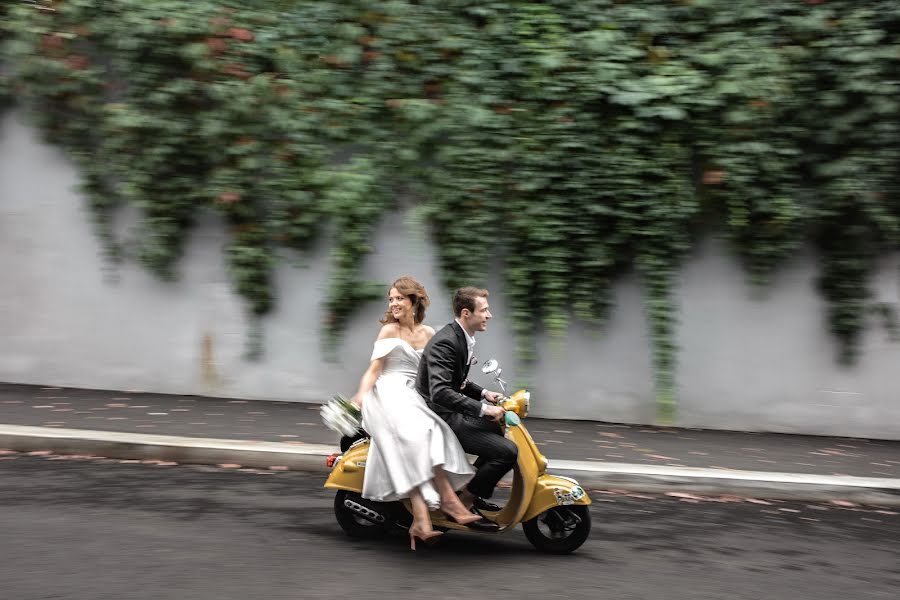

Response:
(483, 404), (505, 423)
(483, 390), (504, 404)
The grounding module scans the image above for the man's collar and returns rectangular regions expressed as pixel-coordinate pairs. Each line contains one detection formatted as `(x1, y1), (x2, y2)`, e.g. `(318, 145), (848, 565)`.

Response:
(454, 319), (476, 346)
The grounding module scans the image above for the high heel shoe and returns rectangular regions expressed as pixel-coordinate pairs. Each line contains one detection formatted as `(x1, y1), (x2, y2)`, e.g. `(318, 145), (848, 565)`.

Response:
(440, 508), (484, 526)
(408, 527), (443, 551)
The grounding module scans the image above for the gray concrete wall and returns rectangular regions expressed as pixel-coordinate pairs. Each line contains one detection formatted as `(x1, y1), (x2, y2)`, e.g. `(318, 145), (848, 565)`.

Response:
(2, 110), (899, 439)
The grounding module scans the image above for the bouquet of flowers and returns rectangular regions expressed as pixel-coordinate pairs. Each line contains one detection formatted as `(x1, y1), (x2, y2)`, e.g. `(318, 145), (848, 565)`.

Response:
(320, 394), (362, 437)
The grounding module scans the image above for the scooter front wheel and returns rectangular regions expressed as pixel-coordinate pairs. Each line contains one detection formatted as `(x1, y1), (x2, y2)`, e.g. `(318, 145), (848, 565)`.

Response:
(333, 490), (390, 539)
(523, 505), (591, 554)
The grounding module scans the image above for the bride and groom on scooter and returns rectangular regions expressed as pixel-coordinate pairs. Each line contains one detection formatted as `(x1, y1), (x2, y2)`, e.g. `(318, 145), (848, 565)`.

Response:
(346, 276), (516, 550)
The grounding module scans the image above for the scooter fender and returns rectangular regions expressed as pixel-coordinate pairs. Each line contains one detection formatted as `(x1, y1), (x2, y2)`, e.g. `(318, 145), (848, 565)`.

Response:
(522, 474), (592, 523)
(323, 439), (369, 493)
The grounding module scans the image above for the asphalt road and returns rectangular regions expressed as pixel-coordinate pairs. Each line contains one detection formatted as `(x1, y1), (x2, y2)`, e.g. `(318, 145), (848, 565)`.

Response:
(1, 453), (898, 600)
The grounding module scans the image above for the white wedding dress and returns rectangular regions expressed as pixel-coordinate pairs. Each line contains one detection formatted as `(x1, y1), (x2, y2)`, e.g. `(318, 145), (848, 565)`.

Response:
(361, 338), (474, 508)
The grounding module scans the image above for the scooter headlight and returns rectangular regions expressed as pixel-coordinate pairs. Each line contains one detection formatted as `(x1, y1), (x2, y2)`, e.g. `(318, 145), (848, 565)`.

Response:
(503, 390), (530, 418)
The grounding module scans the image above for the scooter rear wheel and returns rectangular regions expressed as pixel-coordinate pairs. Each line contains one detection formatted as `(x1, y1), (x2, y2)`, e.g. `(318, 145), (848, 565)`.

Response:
(334, 490), (390, 539)
(523, 505), (591, 554)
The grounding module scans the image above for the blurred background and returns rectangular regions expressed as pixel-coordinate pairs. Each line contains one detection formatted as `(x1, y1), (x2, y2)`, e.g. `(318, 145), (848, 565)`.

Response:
(1, 0), (899, 438)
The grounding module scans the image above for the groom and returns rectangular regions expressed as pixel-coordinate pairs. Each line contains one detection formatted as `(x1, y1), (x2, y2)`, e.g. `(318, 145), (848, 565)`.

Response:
(416, 286), (517, 525)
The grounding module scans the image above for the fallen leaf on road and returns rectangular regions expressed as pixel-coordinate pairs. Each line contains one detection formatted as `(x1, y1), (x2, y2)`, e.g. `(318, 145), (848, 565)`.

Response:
(269, 466), (289, 471)
(713, 495), (744, 503)
(666, 492), (705, 500)
(118, 459), (141, 464)
(0, 450), (18, 455)
(875, 510), (898, 515)
(596, 432), (622, 438)
(27, 450), (53, 456)
(218, 463), (242, 469)
(647, 454), (675, 460)
(830, 500), (858, 508)
(745, 498), (772, 505)
(778, 508), (801, 513)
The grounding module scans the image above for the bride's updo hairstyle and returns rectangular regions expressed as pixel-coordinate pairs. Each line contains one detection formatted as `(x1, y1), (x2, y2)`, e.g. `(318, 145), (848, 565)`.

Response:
(381, 275), (430, 325)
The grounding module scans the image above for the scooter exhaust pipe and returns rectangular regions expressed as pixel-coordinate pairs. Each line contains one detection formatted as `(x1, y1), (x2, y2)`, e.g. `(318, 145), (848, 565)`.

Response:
(343, 497), (386, 524)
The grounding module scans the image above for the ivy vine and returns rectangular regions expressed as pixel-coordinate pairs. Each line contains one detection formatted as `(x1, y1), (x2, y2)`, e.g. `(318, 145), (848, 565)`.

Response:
(2, 0), (899, 422)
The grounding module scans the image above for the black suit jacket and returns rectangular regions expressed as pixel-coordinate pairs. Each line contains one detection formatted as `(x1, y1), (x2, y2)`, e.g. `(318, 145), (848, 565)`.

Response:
(416, 321), (485, 418)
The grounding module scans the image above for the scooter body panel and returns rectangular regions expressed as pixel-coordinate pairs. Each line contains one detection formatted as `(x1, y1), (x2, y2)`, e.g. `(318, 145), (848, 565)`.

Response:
(522, 473), (592, 523)
(488, 423), (539, 529)
(323, 439), (368, 492)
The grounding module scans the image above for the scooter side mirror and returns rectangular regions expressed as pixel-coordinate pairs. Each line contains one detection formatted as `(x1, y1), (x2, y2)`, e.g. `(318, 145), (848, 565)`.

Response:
(481, 358), (508, 395)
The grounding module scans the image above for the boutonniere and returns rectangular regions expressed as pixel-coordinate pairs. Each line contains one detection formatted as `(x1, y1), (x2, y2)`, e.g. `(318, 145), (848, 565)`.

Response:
(468, 355), (478, 366)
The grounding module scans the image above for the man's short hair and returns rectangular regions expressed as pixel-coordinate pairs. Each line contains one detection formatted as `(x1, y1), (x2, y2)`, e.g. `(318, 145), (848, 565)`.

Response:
(453, 286), (489, 317)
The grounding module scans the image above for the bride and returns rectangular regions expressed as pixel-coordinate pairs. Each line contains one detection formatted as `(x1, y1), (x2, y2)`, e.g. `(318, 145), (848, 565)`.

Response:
(351, 276), (481, 549)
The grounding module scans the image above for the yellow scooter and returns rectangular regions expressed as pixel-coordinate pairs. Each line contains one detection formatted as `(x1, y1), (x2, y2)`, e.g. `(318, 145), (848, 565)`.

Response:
(324, 359), (592, 554)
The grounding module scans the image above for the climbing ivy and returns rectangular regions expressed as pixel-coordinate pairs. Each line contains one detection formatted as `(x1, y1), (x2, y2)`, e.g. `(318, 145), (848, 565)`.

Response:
(0, 2), (10, 107)
(2, 0), (900, 422)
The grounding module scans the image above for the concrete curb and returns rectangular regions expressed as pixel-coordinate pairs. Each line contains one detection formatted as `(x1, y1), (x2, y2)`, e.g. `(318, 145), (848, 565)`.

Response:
(550, 459), (900, 506)
(3, 425), (900, 506)
(0, 425), (336, 473)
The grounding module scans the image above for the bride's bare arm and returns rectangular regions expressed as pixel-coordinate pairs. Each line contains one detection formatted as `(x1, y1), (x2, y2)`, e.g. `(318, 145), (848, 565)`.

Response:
(351, 325), (397, 406)
(352, 357), (385, 407)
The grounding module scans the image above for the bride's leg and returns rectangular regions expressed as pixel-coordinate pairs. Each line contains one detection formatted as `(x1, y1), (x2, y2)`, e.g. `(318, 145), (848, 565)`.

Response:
(408, 488), (442, 551)
(433, 466), (481, 524)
